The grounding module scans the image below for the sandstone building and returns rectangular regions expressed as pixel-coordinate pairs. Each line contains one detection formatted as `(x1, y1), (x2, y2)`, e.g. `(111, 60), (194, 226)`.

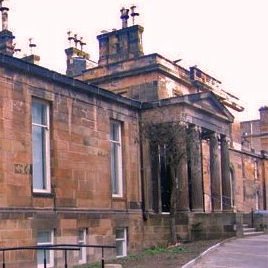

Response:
(0, 3), (267, 267)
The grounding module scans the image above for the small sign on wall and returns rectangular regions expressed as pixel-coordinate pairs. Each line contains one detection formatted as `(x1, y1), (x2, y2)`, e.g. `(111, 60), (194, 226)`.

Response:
(14, 164), (32, 175)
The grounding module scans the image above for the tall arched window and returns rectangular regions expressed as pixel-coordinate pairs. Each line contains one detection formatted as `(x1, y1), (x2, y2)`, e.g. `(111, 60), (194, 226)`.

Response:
(230, 167), (235, 209)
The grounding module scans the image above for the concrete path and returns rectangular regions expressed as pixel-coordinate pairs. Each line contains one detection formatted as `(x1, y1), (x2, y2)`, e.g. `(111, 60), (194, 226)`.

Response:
(183, 234), (268, 268)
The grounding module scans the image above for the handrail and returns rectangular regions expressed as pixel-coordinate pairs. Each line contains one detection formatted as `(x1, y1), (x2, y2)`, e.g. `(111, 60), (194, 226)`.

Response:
(0, 243), (115, 268)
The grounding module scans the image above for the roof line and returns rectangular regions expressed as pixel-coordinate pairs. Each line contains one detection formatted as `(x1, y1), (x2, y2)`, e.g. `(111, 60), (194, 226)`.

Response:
(0, 53), (142, 110)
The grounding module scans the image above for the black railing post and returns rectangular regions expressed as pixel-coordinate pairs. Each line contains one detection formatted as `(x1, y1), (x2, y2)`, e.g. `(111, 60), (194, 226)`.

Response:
(251, 208), (254, 228)
(43, 248), (47, 268)
(2, 250), (5, 268)
(64, 249), (68, 268)
(101, 247), (104, 268)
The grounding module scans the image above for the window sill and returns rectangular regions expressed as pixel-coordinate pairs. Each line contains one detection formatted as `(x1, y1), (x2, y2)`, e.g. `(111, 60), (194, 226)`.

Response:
(32, 192), (54, 198)
(112, 196), (126, 201)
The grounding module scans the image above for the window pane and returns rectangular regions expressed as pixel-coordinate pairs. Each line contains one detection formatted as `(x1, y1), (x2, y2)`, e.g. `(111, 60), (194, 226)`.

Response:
(79, 246), (83, 261)
(110, 120), (122, 196)
(116, 229), (125, 239)
(111, 143), (119, 194)
(116, 228), (126, 257)
(37, 231), (52, 266)
(78, 230), (86, 263)
(37, 231), (51, 243)
(37, 249), (50, 265)
(78, 230), (84, 241)
(110, 122), (119, 141)
(116, 241), (123, 257)
(32, 125), (46, 189)
(32, 102), (47, 125)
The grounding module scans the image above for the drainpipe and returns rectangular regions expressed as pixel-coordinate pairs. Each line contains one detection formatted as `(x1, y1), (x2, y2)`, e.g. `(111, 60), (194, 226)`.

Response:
(139, 111), (147, 221)
(261, 150), (267, 210)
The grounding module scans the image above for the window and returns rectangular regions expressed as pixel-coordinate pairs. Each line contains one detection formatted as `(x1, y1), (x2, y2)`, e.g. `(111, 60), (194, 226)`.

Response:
(32, 99), (51, 192)
(110, 120), (123, 197)
(255, 190), (260, 210)
(37, 230), (54, 268)
(230, 168), (235, 208)
(115, 228), (127, 258)
(254, 160), (258, 179)
(78, 229), (87, 264)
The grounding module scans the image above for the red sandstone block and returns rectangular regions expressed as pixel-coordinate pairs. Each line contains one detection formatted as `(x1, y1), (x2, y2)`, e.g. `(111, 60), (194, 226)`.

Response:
(60, 219), (77, 229)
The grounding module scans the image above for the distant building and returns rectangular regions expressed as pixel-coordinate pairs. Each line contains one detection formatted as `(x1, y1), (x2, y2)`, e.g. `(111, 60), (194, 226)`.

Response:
(0, 2), (267, 267)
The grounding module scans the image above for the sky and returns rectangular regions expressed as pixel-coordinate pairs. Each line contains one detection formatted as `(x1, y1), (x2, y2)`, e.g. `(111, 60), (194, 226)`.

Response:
(5, 0), (268, 121)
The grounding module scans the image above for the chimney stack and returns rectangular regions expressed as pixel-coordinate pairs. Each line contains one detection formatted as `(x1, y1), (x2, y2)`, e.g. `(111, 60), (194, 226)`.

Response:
(97, 6), (143, 66)
(21, 38), (40, 65)
(259, 106), (268, 151)
(259, 106), (268, 126)
(0, 0), (15, 56)
(65, 32), (95, 77)
(21, 54), (40, 65)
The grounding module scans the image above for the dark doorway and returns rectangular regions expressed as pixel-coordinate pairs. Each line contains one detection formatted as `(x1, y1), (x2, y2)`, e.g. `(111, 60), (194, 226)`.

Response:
(159, 145), (171, 212)
(151, 144), (172, 213)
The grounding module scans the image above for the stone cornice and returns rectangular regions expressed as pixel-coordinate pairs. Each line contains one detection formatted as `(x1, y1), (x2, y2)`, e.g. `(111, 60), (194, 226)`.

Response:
(80, 53), (190, 87)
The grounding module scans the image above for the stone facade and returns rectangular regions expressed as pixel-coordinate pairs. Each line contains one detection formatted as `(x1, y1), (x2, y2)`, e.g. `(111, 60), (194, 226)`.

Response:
(0, 5), (267, 267)
(0, 55), (143, 267)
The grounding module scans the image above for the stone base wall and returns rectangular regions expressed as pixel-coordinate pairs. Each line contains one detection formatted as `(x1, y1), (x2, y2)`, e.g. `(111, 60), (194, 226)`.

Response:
(143, 214), (171, 247)
(244, 211), (268, 231)
(0, 210), (243, 267)
(0, 210), (143, 267)
(188, 213), (236, 240)
(142, 212), (236, 249)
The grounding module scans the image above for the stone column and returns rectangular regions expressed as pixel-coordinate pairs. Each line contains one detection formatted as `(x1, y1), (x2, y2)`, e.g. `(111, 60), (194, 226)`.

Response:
(209, 132), (222, 211)
(221, 135), (232, 211)
(188, 126), (204, 212)
(177, 127), (190, 211)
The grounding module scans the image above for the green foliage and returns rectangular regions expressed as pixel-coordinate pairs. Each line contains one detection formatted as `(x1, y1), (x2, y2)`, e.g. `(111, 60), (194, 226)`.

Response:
(87, 264), (100, 268)
(76, 245), (188, 268)
(74, 262), (101, 268)
(143, 246), (167, 255)
(141, 245), (187, 255)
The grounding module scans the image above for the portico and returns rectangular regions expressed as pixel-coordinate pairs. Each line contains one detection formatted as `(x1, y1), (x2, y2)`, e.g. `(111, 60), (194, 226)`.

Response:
(141, 91), (234, 215)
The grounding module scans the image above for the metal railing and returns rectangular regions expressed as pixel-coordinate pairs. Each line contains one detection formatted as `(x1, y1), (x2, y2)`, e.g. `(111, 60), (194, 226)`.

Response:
(0, 244), (115, 268)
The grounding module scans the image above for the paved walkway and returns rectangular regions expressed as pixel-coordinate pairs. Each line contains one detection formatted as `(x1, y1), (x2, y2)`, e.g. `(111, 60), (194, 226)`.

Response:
(183, 234), (268, 268)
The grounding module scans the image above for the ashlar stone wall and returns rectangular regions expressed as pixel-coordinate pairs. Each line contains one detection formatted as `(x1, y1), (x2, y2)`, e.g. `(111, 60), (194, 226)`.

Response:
(0, 64), (143, 266)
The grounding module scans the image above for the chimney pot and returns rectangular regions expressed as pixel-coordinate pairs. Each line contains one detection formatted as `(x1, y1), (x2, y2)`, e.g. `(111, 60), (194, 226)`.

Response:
(120, 7), (129, 28)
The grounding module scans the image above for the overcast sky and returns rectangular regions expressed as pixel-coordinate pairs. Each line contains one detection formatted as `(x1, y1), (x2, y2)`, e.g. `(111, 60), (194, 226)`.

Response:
(6, 0), (268, 121)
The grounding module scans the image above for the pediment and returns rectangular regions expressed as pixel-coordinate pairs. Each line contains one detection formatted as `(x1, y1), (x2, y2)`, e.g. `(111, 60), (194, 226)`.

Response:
(185, 92), (234, 122)
(141, 92), (234, 136)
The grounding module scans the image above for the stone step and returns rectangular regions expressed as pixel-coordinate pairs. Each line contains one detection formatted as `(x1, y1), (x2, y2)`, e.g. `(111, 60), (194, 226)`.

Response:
(243, 227), (256, 232)
(233, 224), (250, 231)
(243, 231), (264, 236)
(234, 224), (264, 236)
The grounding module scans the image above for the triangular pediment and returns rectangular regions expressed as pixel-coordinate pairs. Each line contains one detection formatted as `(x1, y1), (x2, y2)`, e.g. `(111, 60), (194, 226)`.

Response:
(141, 92), (234, 135)
(184, 92), (234, 122)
